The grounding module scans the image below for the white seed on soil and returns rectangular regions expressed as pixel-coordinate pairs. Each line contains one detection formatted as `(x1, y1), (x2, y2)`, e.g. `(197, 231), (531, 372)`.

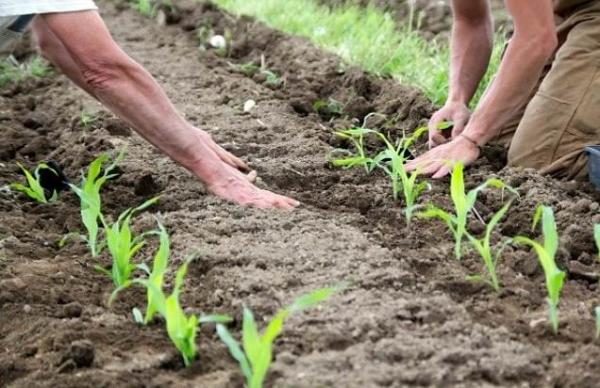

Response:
(243, 99), (256, 113)
(208, 35), (227, 49)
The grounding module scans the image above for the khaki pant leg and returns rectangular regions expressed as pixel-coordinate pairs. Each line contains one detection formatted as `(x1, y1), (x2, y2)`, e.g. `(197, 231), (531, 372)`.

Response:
(507, 7), (600, 180)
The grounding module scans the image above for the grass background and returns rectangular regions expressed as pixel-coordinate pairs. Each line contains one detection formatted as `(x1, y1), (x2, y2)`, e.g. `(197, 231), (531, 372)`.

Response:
(213, 0), (504, 107)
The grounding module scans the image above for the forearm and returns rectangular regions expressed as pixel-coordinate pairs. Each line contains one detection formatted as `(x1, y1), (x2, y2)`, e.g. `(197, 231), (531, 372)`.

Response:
(464, 0), (557, 144)
(88, 60), (223, 180)
(447, 1), (493, 105)
(463, 41), (547, 143)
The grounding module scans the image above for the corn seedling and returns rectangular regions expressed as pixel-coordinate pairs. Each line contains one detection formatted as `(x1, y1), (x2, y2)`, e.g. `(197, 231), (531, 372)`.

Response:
(11, 162), (59, 204)
(419, 162), (518, 260)
(80, 112), (98, 129)
(114, 256), (231, 366)
(0, 56), (50, 87)
(136, 221), (171, 324)
(371, 126), (429, 225)
(216, 287), (339, 388)
(594, 224), (600, 260)
(67, 152), (123, 257)
(514, 205), (565, 334)
(330, 126), (378, 172)
(231, 57), (282, 86)
(465, 200), (513, 291)
(97, 197), (159, 288)
(313, 98), (343, 120)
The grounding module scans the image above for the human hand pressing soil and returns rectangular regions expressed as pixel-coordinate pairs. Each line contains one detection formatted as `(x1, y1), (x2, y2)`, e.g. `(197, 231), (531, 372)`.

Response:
(32, 11), (299, 210)
(428, 101), (471, 148)
(405, 134), (480, 178)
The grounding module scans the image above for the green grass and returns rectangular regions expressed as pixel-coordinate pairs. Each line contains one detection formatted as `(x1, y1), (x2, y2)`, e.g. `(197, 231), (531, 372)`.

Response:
(212, 0), (503, 106)
(0, 57), (51, 87)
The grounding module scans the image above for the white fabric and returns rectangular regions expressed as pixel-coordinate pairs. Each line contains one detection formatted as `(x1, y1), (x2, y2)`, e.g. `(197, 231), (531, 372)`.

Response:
(0, 0), (97, 17)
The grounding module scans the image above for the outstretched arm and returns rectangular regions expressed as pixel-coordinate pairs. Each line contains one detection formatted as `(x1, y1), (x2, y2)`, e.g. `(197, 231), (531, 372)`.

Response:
(429, 0), (493, 146)
(408, 0), (557, 177)
(33, 11), (298, 209)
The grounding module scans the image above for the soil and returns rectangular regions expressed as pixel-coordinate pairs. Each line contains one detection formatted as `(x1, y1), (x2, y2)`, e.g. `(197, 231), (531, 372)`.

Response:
(1, 1), (600, 387)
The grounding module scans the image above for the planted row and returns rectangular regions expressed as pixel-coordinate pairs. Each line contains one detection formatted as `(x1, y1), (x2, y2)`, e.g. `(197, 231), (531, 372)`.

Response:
(331, 124), (600, 335)
(10, 152), (339, 386)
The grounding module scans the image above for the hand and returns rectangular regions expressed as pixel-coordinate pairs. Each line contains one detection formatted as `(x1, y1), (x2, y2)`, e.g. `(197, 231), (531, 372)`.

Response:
(428, 101), (471, 148)
(193, 128), (250, 172)
(206, 162), (300, 210)
(405, 135), (480, 178)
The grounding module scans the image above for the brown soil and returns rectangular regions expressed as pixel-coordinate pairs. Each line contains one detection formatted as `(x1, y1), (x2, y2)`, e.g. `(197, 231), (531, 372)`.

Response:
(1, 1), (600, 387)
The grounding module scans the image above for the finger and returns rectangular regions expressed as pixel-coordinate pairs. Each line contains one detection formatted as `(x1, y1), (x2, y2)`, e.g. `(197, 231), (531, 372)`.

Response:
(429, 132), (448, 148)
(405, 154), (431, 171)
(451, 119), (467, 138)
(246, 170), (257, 182)
(215, 146), (249, 171)
(406, 159), (434, 173)
(271, 193), (300, 210)
(432, 164), (452, 179)
(420, 162), (446, 176)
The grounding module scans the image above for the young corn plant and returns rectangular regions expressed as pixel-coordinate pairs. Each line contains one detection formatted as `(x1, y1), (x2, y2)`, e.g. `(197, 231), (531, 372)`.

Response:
(465, 200), (514, 291)
(117, 256), (231, 366)
(419, 162), (518, 260)
(136, 221), (171, 324)
(11, 162), (59, 204)
(514, 205), (566, 334)
(216, 287), (339, 388)
(371, 126), (429, 225)
(330, 126), (378, 172)
(67, 152), (123, 257)
(97, 197), (159, 288)
(0, 56), (50, 87)
(80, 111), (98, 129)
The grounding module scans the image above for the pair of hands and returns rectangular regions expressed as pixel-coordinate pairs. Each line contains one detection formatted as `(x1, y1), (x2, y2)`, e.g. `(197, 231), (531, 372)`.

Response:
(405, 101), (481, 178)
(202, 102), (481, 209)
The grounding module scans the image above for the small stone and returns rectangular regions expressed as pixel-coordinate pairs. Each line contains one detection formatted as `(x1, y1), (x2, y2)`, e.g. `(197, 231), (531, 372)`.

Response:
(22, 112), (48, 129)
(22, 345), (37, 357)
(62, 340), (95, 368)
(60, 302), (83, 318)
(23, 304), (32, 313)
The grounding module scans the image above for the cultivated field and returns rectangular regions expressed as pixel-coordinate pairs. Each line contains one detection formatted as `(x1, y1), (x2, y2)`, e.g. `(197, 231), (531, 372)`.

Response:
(1, 1), (600, 387)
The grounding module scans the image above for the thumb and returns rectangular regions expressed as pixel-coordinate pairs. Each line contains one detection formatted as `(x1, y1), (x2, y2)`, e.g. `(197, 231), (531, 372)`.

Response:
(429, 115), (449, 148)
(450, 118), (467, 139)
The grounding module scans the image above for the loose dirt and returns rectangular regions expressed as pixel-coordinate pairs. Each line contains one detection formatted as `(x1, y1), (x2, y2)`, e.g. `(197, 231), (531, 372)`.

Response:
(1, 1), (599, 387)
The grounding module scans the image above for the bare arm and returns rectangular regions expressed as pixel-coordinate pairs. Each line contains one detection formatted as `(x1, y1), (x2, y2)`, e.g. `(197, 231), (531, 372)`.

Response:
(408, 0), (557, 177)
(34, 11), (298, 209)
(428, 0), (493, 146)
(448, 0), (494, 105)
(463, 0), (557, 144)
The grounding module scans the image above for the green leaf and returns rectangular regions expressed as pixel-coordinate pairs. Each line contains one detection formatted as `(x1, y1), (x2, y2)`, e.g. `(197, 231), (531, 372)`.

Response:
(107, 281), (132, 306)
(173, 255), (197, 296)
(514, 235), (565, 333)
(288, 287), (339, 313)
(242, 307), (261, 370)
(216, 324), (253, 382)
(199, 314), (233, 324)
(450, 162), (466, 216)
